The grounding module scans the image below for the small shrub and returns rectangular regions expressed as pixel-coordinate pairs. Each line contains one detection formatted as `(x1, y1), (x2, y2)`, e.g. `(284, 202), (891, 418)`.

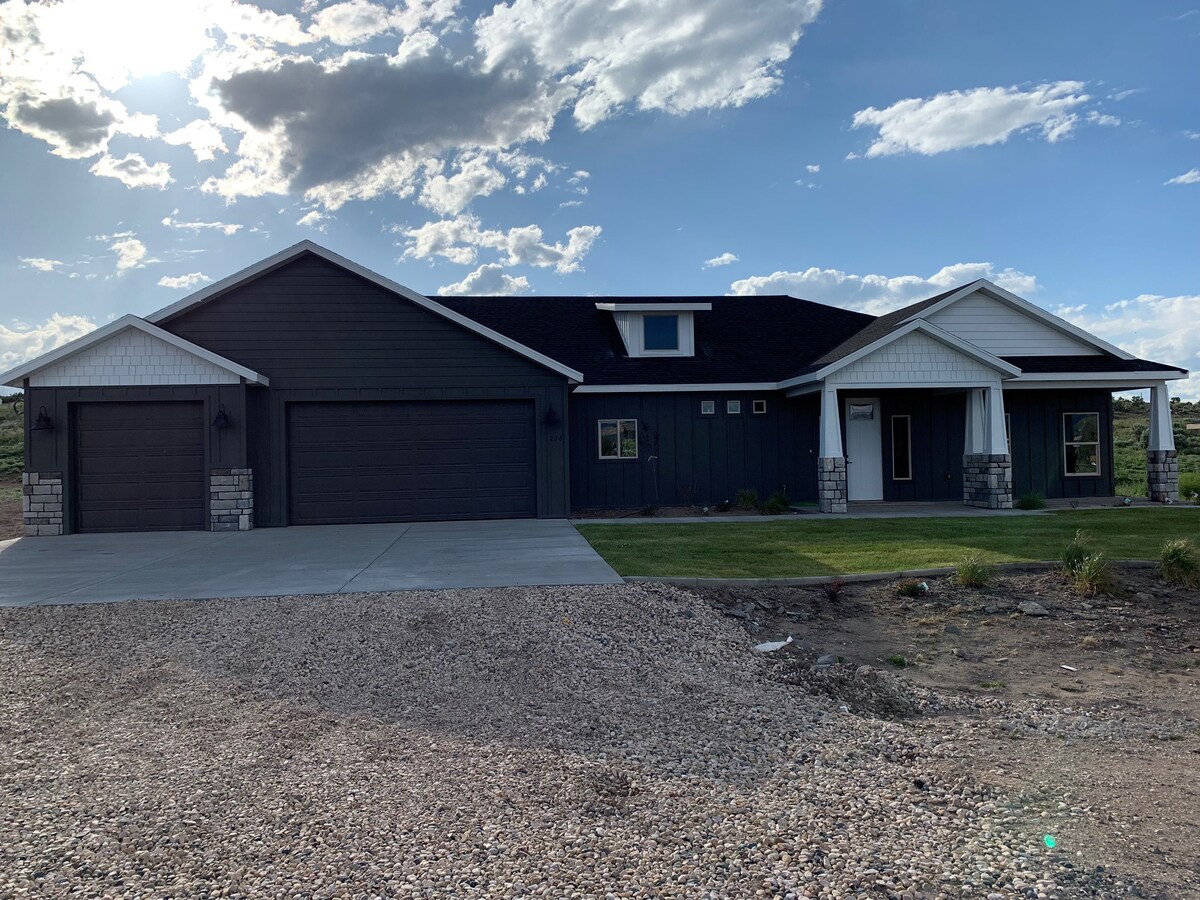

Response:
(1014, 491), (1046, 510)
(887, 654), (908, 668)
(761, 490), (789, 515)
(737, 489), (759, 510)
(715, 499), (732, 512)
(895, 578), (925, 598)
(1073, 553), (1115, 597)
(1061, 529), (1093, 576)
(1180, 472), (1200, 505)
(955, 553), (992, 588)
(821, 578), (846, 603)
(1160, 538), (1199, 588)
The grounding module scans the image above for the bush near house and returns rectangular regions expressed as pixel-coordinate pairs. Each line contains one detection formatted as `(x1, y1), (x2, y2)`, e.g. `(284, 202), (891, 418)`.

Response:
(1112, 397), (1200, 496)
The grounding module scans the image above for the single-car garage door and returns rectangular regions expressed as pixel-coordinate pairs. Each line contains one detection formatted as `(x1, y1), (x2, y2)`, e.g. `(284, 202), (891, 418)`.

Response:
(287, 400), (537, 525)
(73, 401), (207, 533)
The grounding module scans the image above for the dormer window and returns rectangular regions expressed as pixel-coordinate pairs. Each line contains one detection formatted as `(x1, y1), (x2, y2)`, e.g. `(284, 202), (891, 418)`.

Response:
(595, 301), (711, 358)
(643, 315), (679, 351)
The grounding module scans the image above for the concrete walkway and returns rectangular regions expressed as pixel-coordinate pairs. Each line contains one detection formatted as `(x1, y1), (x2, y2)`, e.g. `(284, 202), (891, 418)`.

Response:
(0, 519), (623, 607)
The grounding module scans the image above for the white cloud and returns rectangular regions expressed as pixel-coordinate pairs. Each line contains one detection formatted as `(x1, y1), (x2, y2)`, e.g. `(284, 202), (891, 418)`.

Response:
(850, 82), (1092, 157)
(162, 119), (228, 161)
(476, 0), (823, 129)
(0, 313), (98, 371)
(437, 263), (531, 296)
(419, 155), (508, 215)
(157, 272), (212, 289)
(1059, 294), (1200, 401)
(703, 252), (739, 269)
(19, 257), (64, 273)
(400, 214), (601, 273)
(729, 262), (1038, 315)
(297, 209), (331, 230)
(1086, 110), (1121, 127)
(89, 153), (173, 189)
(161, 213), (242, 236)
(805, 163), (820, 173)
(308, 0), (458, 44)
(1165, 168), (1200, 186)
(110, 237), (148, 273)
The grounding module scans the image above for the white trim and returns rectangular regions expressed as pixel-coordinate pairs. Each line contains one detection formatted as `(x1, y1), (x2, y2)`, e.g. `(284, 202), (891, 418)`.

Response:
(752, 399), (767, 414)
(780, 320), (1022, 390)
(1006, 373), (1186, 390)
(1008, 370), (1186, 383)
(574, 382), (778, 393)
(700, 400), (716, 415)
(891, 414), (912, 481)
(594, 302), (712, 312)
(1, 314), (269, 387)
(598, 417), (638, 460)
(1063, 411), (1102, 477)
(907, 279), (1136, 360)
(726, 399), (742, 415)
(145, 240), (585, 382)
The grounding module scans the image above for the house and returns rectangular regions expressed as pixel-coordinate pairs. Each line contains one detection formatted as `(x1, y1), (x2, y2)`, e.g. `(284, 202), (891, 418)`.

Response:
(3, 241), (1187, 536)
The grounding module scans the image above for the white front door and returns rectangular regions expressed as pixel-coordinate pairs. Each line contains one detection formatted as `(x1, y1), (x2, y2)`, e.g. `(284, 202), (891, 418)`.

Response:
(844, 397), (883, 501)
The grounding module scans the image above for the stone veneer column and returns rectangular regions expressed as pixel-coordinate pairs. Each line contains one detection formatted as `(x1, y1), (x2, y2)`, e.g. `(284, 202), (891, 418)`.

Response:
(1147, 450), (1179, 503)
(962, 453), (1013, 509)
(22, 472), (63, 536)
(210, 468), (254, 531)
(817, 457), (847, 513)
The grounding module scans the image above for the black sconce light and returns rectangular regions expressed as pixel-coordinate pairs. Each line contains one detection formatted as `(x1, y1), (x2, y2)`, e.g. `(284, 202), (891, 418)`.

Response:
(211, 403), (231, 429)
(543, 405), (561, 427)
(31, 406), (54, 431)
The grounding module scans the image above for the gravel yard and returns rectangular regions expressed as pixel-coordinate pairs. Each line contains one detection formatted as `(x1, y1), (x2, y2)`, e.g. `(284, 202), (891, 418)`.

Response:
(0, 579), (1193, 898)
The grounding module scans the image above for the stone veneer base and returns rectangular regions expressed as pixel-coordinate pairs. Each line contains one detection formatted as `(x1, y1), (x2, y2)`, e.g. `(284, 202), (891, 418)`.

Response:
(210, 468), (254, 531)
(23, 472), (63, 536)
(1147, 449), (1179, 503)
(817, 456), (847, 514)
(963, 453), (1013, 509)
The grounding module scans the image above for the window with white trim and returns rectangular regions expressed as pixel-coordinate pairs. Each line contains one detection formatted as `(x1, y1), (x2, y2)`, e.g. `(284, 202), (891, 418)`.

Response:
(598, 418), (638, 459)
(726, 400), (741, 415)
(1004, 413), (1011, 452)
(1063, 412), (1100, 476)
(700, 400), (715, 415)
(752, 399), (767, 414)
(642, 314), (679, 351)
(891, 415), (912, 480)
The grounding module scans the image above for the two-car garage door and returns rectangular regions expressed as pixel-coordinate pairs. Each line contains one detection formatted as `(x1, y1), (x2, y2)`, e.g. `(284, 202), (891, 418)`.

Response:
(287, 400), (537, 524)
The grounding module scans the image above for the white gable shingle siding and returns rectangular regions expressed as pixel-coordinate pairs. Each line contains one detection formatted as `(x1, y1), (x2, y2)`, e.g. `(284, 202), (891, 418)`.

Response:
(925, 290), (1099, 356)
(830, 330), (1000, 385)
(29, 328), (242, 387)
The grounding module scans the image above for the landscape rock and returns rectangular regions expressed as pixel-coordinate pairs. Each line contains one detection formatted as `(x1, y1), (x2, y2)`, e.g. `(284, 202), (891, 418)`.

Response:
(1019, 600), (1051, 617)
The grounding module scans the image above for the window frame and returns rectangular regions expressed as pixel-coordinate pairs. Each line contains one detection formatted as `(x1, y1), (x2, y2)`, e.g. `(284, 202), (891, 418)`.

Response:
(700, 400), (716, 416)
(641, 314), (680, 352)
(891, 414), (913, 481)
(1062, 411), (1101, 478)
(752, 399), (767, 415)
(598, 418), (639, 460)
(726, 399), (742, 415)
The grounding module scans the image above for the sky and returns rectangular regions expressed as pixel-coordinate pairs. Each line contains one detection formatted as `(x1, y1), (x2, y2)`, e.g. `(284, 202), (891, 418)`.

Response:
(1, 0), (1197, 396)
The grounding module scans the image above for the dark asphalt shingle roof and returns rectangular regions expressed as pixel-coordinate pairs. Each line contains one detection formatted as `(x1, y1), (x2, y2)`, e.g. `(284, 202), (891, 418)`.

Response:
(436, 295), (875, 384)
(809, 286), (961, 367)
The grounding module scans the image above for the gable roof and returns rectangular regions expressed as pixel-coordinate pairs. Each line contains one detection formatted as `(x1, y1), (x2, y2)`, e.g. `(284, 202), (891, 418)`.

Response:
(145, 241), (585, 382)
(1, 314), (270, 387)
(434, 294), (875, 385)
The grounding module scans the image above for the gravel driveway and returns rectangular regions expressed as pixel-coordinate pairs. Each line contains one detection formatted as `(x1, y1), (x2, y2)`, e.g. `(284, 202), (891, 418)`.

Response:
(1, 585), (1083, 898)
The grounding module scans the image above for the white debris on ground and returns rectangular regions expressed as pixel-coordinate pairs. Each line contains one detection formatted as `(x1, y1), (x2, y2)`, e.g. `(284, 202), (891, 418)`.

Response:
(0, 584), (1105, 898)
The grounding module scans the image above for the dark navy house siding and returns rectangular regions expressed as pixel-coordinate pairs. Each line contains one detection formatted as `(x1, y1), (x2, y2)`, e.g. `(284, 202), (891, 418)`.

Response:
(1006, 389), (1115, 499)
(159, 253), (571, 525)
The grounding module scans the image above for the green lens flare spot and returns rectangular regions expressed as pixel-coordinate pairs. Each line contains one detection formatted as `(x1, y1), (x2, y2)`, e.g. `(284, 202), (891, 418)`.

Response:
(1044, 835), (1057, 849)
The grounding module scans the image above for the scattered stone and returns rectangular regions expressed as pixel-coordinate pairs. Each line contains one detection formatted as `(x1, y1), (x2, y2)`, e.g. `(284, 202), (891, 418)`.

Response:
(815, 653), (838, 668)
(1019, 601), (1051, 617)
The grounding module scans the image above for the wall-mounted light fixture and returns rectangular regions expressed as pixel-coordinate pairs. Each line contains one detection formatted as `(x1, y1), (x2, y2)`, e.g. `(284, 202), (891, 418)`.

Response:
(31, 406), (54, 431)
(211, 403), (231, 429)
(543, 405), (561, 427)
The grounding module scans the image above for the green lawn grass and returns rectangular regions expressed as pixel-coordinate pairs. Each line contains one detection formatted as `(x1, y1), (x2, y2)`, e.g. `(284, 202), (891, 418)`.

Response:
(577, 509), (1200, 577)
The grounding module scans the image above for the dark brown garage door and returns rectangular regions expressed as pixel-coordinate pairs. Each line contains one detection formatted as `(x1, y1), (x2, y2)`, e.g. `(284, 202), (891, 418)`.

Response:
(73, 401), (206, 533)
(287, 400), (537, 525)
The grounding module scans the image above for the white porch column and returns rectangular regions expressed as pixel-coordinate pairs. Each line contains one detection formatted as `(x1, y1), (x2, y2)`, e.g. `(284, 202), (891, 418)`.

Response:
(1147, 383), (1179, 501)
(817, 385), (847, 513)
(962, 383), (1012, 509)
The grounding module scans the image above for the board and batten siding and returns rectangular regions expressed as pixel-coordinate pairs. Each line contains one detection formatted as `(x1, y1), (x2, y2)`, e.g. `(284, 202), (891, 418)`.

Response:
(27, 328), (243, 387)
(875, 391), (966, 502)
(160, 253), (571, 525)
(569, 392), (818, 510)
(1005, 389), (1115, 499)
(925, 291), (1100, 357)
(829, 330), (1000, 386)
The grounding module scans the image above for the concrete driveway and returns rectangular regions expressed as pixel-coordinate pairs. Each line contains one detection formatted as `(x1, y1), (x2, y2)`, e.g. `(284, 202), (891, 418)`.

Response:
(0, 519), (623, 607)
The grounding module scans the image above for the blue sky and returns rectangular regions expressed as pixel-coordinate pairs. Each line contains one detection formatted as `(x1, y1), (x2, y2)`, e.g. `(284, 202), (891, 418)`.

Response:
(1, 0), (1198, 395)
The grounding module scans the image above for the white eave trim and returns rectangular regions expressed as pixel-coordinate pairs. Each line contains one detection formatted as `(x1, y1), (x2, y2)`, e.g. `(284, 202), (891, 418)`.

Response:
(909, 279), (1136, 360)
(594, 302), (712, 312)
(778, 320), (1022, 390)
(1006, 371), (1187, 389)
(146, 240), (585, 383)
(1, 314), (270, 387)
(574, 382), (778, 393)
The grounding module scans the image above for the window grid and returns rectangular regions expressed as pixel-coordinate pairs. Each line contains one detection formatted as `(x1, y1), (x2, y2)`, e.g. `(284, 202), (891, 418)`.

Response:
(1063, 412), (1101, 477)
